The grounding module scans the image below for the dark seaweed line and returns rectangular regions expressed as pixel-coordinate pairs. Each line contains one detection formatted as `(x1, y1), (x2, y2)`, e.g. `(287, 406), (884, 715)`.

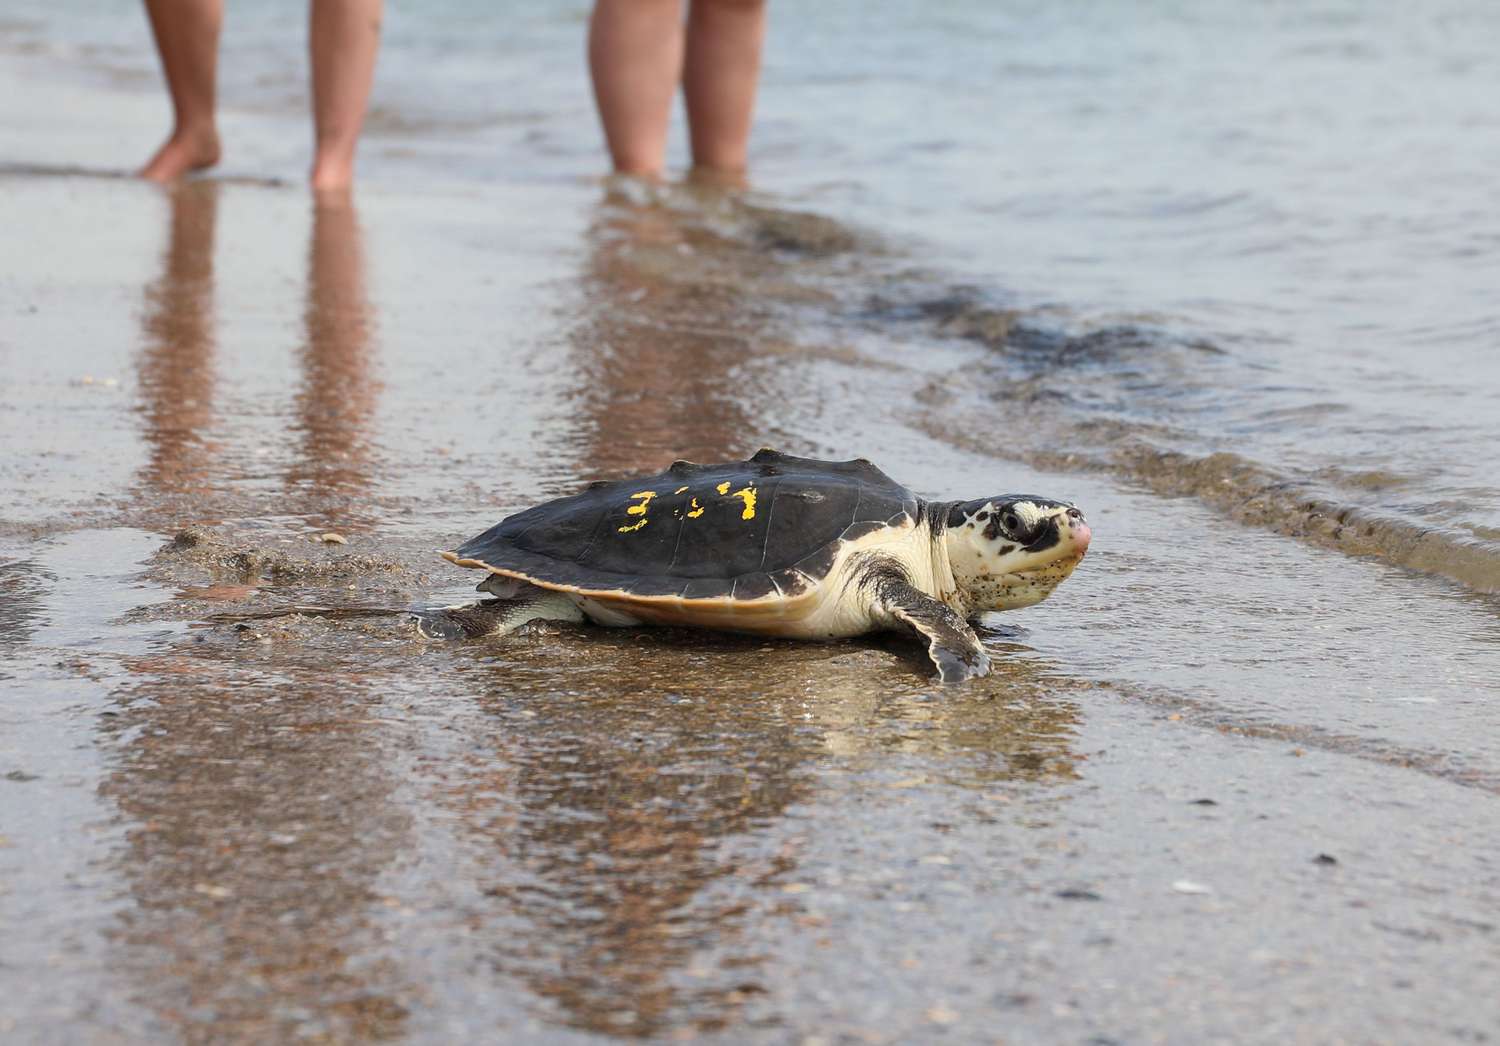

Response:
(915, 405), (1500, 600)
(1099, 441), (1500, 598)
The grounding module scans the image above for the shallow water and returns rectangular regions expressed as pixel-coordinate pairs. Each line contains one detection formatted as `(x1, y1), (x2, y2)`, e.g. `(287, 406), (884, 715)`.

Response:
(3, 4), (1500, 1043)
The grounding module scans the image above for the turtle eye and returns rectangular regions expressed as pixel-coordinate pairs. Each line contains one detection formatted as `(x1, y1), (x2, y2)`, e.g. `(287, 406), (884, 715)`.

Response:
(1001, 511), (1022, 536)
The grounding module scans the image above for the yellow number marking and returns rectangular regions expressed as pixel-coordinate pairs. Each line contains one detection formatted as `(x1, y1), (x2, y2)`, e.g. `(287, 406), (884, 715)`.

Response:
(673, 485), (690, 494)
(686, 497), (704, 519)
(625, 490), (656, 514)
(617, 490), (656, 533)
(708, 481), (757, 519)
(728, 485), (757, 520)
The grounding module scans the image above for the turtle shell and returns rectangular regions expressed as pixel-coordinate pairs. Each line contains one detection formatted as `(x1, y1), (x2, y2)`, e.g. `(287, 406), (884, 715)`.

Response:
(443, 449), (921, 604)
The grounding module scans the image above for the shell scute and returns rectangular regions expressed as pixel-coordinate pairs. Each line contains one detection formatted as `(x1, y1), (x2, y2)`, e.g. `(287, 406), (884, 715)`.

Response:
(680, 577), (734, 601)
(769, 568), (815, 597)
(731, 573), (778, 602)
(839, 520), (888, 543)
(624, 574), (688, 599)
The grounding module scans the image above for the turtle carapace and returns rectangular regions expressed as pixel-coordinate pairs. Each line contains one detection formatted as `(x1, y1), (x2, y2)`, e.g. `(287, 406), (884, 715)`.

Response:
(437, 449), (1091, 682)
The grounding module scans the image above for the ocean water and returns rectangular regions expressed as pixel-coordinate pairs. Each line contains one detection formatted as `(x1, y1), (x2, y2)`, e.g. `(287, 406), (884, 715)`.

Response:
(757, 1), (1500, 591)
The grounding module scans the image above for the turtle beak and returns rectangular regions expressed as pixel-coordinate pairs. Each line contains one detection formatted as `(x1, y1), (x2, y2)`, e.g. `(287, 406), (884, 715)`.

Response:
(1065, 506), (1091, 556)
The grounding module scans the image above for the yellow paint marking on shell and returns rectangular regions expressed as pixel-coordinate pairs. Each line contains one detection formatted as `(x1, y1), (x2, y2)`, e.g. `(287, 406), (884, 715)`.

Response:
(715, 481), (731, 495)
(729, 485), (757, 520)
(617, 490), (655, 532)
(673, 485), (689, 494)
(686, 497), (704, 519)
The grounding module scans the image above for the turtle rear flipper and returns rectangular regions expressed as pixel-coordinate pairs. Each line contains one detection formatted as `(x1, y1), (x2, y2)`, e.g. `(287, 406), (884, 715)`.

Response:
(872, 574), (991, 683)
(477, 573), (527, 599)
(413, 588), (584, 640)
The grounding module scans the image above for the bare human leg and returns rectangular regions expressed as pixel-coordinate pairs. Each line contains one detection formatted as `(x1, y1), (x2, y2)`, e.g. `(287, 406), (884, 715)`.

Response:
(588, 0), (685, 179)
(309, 0), (383, 191)
(683, 0), (766, 179)
(139, 0), (224, 181)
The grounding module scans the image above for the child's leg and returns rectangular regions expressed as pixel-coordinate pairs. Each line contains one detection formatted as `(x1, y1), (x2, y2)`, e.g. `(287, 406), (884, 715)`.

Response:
(683, 0), (766, 175)
(588, 0), (685, 178)
(309, 0), (383, 191)
(139, 0), (224, 181)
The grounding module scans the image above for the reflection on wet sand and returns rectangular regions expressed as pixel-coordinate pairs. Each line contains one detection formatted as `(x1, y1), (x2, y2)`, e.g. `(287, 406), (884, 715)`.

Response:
(133, 184), (380, 530)
(99, 636), (413, 1041)
(106, 185), (404, 1039)
(136, 181), (220, 499)
(437, 629), (1083, 1037)
(286, 195), (381, 528)
(811, 646), (1086, 787)
(563, 185), (773, 480)
(461, 672), (810, 1037)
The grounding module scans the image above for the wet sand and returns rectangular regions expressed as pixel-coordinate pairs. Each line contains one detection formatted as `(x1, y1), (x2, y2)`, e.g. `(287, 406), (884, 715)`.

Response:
(5, 67), (1500, 1046)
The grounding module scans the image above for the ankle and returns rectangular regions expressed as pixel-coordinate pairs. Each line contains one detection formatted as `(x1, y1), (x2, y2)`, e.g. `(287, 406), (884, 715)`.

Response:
(139, 125), (221, 181)
(686, 162), (747, 190)
(310, 154), (355, 191)
(174, 122), (220, 156)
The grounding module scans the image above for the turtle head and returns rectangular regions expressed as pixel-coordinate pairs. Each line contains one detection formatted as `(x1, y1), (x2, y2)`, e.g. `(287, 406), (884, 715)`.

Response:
(942, 496), (1091, 612)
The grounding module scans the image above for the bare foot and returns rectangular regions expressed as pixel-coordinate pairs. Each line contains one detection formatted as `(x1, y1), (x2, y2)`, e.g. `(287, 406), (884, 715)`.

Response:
(139, 127), (221, 182)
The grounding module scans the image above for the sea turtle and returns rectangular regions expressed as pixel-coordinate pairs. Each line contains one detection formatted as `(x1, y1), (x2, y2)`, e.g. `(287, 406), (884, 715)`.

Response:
(436, 450), (1090, 682)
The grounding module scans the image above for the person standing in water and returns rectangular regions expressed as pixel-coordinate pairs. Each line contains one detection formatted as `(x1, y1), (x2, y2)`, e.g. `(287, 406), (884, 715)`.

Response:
(588, 0), (767, 181)
(138, 0), (382, 190)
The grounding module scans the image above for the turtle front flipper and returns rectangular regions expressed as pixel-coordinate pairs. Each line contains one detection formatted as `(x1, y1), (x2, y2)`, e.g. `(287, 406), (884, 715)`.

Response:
(871, 574), (992, 683)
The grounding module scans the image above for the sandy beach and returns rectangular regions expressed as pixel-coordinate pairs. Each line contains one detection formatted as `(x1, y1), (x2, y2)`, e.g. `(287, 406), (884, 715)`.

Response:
(4, 9), (1500, 1045)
